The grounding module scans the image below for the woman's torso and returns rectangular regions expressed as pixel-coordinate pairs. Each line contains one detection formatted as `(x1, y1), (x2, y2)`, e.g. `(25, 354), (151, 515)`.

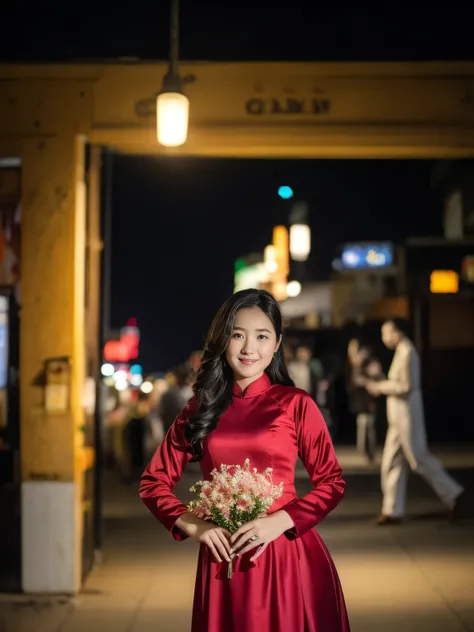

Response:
(198, 381), (304, 512)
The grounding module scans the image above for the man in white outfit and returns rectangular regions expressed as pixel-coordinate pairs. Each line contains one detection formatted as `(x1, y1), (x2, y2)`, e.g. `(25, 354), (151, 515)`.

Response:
(367, 318), (465, 526)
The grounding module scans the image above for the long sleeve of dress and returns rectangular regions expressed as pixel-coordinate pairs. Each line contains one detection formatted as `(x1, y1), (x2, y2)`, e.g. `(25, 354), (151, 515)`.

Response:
(378, 346), (411, 396)
(139, 399), (195, 541)
(283, 393), (345, 539)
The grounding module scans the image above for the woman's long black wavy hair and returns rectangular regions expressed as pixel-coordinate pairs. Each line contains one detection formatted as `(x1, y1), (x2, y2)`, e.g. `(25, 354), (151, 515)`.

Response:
(185, 288), (294, 460)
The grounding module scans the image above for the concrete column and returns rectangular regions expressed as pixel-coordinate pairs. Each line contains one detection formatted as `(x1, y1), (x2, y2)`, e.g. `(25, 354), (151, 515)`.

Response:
(20, 134), (87, 593)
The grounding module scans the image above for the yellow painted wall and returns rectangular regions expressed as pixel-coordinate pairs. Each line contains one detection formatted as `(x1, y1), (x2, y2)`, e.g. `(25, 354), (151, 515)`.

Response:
(20, 134), (86, 482)
(1, 61), (474, 158)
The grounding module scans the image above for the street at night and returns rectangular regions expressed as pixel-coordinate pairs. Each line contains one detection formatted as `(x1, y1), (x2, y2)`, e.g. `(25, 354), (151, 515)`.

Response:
(1, 447), (473, 632)
(2, 2), (474, 631)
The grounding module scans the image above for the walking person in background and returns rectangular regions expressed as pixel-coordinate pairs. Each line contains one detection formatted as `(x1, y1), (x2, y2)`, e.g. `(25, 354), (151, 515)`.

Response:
(122, 391), (150, 482)
(287, 344), (323, 398)
(159, 364), (194, 435)
(144, 378), (169, 460)
(367, 318), (466, 525)
(288, 344), (333, 435)
(347, 341), (382, 463)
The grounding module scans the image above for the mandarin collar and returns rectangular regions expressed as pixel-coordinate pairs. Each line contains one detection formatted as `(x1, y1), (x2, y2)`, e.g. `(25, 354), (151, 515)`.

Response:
(232, 373), (272, 399)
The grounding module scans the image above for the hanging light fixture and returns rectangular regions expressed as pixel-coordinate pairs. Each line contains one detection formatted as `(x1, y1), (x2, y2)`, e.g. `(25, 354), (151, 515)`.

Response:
(288, 200), (311, 262)
(157, 0), (192, 147)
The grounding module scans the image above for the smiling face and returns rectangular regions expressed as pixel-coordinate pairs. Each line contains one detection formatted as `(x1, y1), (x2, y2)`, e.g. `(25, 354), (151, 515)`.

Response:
(225, 307), (281, 389)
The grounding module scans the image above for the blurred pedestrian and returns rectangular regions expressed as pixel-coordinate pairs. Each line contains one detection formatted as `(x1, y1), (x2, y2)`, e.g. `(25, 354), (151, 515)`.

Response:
(346, 342), (382, 463)
(287, 344), (325, 401)
(367, 318), (466, 525)
(159, 365), (194, 435)
(122, 391), (150, 482)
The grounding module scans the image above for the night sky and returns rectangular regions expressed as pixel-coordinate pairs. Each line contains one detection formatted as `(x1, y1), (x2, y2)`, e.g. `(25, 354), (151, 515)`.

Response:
(110, 157), (441, 371)
(1, 3), (474, 62)
(1, 2), (473, 371)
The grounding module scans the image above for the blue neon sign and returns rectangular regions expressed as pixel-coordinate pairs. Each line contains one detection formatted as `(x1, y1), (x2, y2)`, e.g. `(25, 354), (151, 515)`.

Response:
(341, 243), (393, 269)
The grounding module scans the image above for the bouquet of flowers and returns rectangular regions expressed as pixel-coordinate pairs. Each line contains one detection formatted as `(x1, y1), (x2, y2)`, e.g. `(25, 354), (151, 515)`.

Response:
(187, 458), (284, 578)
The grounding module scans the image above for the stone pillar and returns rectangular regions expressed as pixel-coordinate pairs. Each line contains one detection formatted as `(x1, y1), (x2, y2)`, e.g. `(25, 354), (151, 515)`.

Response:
(20, 133), (87, 593)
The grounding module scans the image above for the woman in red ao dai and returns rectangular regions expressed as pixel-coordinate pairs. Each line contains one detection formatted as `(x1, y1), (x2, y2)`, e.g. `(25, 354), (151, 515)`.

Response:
(140, 289), (351, 632)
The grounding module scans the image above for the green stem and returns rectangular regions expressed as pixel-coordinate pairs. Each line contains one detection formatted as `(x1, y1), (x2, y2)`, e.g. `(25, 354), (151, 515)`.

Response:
(227, 559), (233, 579)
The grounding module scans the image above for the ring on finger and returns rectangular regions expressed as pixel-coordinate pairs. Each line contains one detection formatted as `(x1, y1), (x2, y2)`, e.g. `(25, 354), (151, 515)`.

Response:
(249, 535), (258, 542)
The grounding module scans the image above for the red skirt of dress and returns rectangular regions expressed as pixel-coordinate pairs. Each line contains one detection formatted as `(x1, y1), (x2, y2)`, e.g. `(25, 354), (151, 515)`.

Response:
(192, 528), (351, 632)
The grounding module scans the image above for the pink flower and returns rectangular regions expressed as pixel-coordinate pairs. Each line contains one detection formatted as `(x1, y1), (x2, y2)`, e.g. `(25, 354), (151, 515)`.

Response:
(187, 458), (284, 532)
(236, 497), (253, 512)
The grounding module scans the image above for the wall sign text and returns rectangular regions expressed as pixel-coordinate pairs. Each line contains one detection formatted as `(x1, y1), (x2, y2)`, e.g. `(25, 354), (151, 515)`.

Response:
(245, 97), (331, 116)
